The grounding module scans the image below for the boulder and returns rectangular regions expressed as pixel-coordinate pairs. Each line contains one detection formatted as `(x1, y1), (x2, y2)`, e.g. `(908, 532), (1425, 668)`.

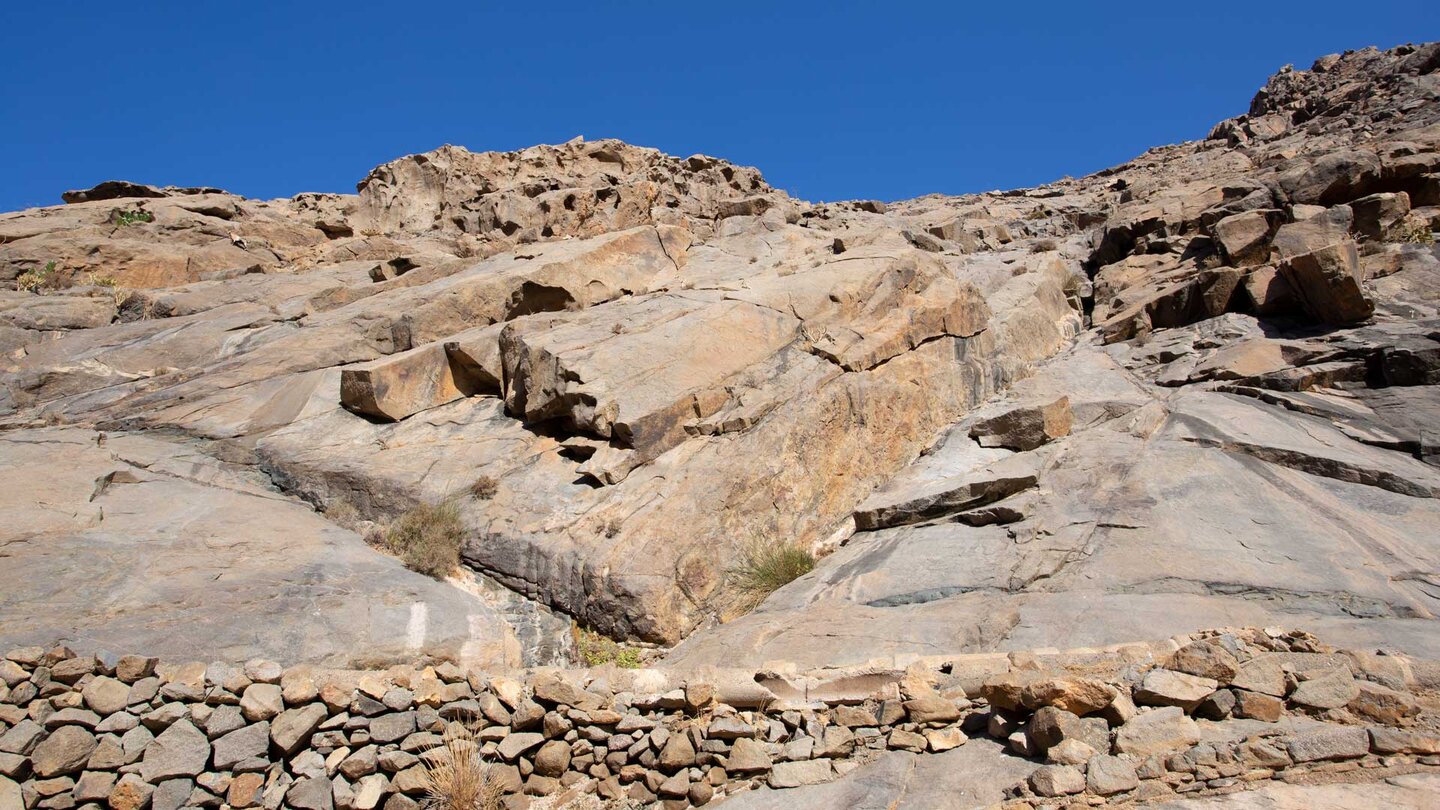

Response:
(496, 732), (544, 762)
(140, 719), (209, 782)
(726, 738), (773, 773)
(340, 342), (474, 423)
(239, 683), (283, 722)
(968, 396), (1072, 451)
(30, 725), (96, 778)
(1113, 708), (1200, 757)
(1212, 210), (1281, 265)
(1289, 668), (1360, 710)
(1285, 727), (1370, 763)
(1348, 681), (1421, 724)
(1350, 192), (1412, 240)
(271, 704), (328, 756)
(1166, 639), (1240, 682)
(1278, 241), (1373, 323)
(1133, 669), (1219, 711)
(1278, 149), (1382, 205)
(81, 676), (132, 717)
(1029, 764), (1085, 797)
(213, 721), (270, 769)
(767, 759), (833, 789)
(533, 740), (571, 777)
(1086, 754), (1138, 795)
(1027, 706), (1083, 754)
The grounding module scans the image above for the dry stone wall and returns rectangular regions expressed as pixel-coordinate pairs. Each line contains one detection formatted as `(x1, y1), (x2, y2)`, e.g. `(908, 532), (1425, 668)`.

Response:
(1, 628), (1437, 810)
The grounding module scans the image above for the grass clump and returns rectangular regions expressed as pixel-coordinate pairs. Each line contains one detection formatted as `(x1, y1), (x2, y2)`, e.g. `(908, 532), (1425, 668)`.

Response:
(574, 626), (642, 669)
(1396, 218), (1435, 245)
(728, 536), (816, 612)
(384, 499), (465, 578)
(111, 209), (154, 227)
(16, 261), (58, 292)
(422, 720), (506, 810)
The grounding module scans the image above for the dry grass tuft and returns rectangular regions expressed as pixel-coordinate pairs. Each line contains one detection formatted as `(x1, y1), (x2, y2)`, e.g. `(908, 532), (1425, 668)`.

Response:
(422, 720), (506, 810)
(385, 499), (465, 578)
(727, 535), (816, 612)
(470, 475), (498, 500)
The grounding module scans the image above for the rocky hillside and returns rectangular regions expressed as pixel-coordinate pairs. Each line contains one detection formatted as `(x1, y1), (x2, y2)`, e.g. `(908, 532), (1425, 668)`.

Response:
(0, 38), (1439, 808)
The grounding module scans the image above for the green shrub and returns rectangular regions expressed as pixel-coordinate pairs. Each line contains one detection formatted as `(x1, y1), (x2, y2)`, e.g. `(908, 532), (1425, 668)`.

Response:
(385, 500), (465, 578)
(728, 536), (815, 611)
(112, 209), (154, 227)
(574, 626), (642, 669)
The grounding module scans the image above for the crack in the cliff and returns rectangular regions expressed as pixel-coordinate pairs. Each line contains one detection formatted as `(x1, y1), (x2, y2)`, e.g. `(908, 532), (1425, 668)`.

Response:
(1178, 435), (1437, 499)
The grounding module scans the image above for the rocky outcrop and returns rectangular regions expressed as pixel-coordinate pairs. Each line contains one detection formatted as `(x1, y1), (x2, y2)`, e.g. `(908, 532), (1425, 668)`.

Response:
(0, 42), (1437, 810)
(353, 139), (792, 249)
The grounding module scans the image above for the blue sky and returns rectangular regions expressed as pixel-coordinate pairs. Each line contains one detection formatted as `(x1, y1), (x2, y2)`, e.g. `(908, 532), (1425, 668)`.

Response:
(1, 3), (1435, 211)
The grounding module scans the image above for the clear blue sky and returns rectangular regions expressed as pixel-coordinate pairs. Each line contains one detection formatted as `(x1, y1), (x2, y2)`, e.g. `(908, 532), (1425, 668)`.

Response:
(2, 3), (1435, 212)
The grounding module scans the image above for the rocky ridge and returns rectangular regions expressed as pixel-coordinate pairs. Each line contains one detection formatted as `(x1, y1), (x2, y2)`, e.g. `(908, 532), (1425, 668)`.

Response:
(0, 37), (1438, 809)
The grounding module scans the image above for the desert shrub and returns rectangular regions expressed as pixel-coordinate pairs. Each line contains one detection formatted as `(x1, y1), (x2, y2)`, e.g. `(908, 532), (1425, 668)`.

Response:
(574, 626), (642, 669)
(602, 519), (621, 538)
(385, 500), (464, 578)
(422, 721), (506, 810)
(728, 536), (815, 611)
(16, 261), (58, 292)
(111, 209), (154, 227)
(1030, 238), (1059, 253)
(1395, 217), (1435, 245)
(470, 475), (498, 500)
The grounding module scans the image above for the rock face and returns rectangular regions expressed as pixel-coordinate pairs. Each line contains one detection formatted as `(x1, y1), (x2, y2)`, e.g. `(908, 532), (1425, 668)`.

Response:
(0, 41), (1438, 784)
(665, 42), (1440, 671)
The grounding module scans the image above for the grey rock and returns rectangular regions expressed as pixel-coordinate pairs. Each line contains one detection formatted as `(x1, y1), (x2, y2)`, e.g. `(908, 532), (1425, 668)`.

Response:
(140, 719), (209, 782)
(213, 721), (269, 769)
(1085, 754), (1138, 795)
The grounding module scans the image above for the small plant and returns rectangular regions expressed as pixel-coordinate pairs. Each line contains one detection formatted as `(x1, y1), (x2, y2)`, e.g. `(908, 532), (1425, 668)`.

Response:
(470, 475), (498, 500)
(85, 271), (132, 306)
(602, 518), (622, 539)
(112, 209), (154, 227)
(1395, 218), (1435, 245)
(421, 720), (506, 810)
(727, 535), (816, 612)
(574, 626), (642, 669)
(16, 261), (57, 293)
(1030, 238), (1059, 253)
(384, 499), (465, 578)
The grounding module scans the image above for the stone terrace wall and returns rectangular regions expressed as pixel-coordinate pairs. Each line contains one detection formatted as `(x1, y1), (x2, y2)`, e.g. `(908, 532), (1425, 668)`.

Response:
(0, 629), (1437, 810)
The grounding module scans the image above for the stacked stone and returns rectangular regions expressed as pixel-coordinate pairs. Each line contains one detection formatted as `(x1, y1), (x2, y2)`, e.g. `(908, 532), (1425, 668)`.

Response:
(0, 646), (979, 810)
(981, 629), (1440, 805)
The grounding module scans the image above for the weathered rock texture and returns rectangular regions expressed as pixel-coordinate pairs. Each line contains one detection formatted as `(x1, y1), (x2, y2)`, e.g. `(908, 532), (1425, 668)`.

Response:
(0, 44), (1438, 810)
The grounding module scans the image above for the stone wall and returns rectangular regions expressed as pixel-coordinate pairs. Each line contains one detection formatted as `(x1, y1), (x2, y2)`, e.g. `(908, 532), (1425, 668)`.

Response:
(0, 628), (1437, 810)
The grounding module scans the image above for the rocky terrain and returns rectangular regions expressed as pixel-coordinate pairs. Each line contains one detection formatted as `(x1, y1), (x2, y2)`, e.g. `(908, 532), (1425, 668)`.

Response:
(1, 38), (1439, 809)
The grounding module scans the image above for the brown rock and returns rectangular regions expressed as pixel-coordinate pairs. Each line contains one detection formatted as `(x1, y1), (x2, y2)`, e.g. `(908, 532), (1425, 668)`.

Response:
(1278, 241), (1373, 323)
(228, 771), (265, 807)
(1233, 690), (1284, 722)
(1133, 669), (1218, 711)
(968, 396), (1072, 451)
(1348, 681), (1421, 724)
(81, 677), (131, 717)
(533, 740), (571, 777)
(1167, 639), (1240, 682)
(108, 773), (155, 810)
(30, 726), (97, 778)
